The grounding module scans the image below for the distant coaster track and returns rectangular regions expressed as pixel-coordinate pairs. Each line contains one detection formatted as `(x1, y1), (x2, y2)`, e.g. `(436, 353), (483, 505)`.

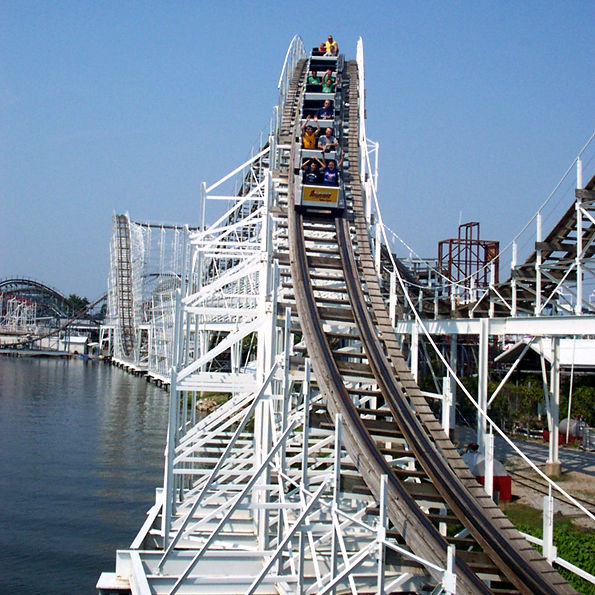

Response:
(0, 289), (106, 349)
(114, 214), (136, 357)
(286, 58), (575, 594)
(0, 277), (74, 318)
(498, 175), (595, 315)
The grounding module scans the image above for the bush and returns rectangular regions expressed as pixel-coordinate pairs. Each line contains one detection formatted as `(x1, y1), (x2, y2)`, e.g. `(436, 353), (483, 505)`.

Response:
(507, 512), (595, 594)
(554, 523), (595, 594)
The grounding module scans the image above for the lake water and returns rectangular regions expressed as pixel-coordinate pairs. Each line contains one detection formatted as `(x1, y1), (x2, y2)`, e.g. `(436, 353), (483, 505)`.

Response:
(0, 356), (169, 594)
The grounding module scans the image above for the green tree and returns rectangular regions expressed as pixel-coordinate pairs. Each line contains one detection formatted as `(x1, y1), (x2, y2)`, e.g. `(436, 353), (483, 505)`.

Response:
(559, 380), (595, 426)
(68, 294), (90, 314)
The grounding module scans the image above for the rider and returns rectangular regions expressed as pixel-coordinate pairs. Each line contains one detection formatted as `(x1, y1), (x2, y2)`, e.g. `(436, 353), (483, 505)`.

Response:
(318, 127), (339, 154)
(321, 69), (336, 93)
(316, 99), (334, 120)
(301, 116), (321, 149)
(321, 155), (344, 186)
(308, 71), (322, 86)
(302, 157), (325, 184)
(323, 35), (339, 56)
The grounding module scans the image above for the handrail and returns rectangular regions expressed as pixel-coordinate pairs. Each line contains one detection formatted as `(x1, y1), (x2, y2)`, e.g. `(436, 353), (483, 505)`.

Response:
(277, 35), (305, 90)
(276, 35), (306, 135)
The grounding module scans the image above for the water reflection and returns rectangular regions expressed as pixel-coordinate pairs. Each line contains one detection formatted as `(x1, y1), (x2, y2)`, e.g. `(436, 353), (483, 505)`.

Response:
(0, 357), (168, 594)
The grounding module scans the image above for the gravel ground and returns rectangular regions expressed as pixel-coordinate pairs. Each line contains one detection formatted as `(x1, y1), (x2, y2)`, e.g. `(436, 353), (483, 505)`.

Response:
(505, 457), (595, 529)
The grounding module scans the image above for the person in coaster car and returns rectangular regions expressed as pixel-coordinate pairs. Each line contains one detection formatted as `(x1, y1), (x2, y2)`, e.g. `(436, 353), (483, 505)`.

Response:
(323, 35), (338, 56)
(308, 70), (321, 86)
(316, 99), (334, 120)
(301, 157), (325, 184)
(318, 127), (338, 154)
(321, 69), (337, 93)
(301, 115), (321, 149)
(320, 154), (344, 186)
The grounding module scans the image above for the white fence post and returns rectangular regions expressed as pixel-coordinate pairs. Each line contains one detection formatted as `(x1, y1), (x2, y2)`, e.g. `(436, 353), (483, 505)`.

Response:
(484, 430), (494, 499)
(443, 544), (457, 594)
(543, 493), (557, 564)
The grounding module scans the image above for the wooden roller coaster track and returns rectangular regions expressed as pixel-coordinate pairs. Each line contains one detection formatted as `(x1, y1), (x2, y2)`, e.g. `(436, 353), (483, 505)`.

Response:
(114, 214), (136, 357)
(285, 58), (575, 594)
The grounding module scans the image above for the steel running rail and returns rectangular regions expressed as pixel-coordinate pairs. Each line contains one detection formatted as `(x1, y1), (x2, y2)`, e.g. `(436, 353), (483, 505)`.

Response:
(287, 58), (575, 594)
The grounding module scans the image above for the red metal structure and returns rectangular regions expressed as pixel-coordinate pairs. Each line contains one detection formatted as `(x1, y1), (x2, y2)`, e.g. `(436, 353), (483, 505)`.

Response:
(438, 222), (499, 291)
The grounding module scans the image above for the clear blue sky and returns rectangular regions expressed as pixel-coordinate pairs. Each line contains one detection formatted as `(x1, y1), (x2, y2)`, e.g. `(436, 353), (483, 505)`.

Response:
(2, 1), (594, 299)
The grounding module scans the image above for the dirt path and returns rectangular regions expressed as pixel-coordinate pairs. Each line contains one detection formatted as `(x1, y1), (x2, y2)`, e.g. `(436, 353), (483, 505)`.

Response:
(505, 457), (595, 529)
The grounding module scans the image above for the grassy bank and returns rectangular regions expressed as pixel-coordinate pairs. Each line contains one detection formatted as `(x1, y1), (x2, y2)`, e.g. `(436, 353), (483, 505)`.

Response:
(502, 501), (595, 594)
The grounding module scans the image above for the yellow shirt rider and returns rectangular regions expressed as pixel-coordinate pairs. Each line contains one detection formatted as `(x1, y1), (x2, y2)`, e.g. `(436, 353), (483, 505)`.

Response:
(324, 36), (338, 56)
(302, 116), (320, 149)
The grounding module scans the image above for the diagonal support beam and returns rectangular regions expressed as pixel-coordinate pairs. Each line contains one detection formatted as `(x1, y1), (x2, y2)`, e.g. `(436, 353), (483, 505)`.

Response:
(159, 362), (279, 569)
(168, 420), (298, 595)
(177, 314), (264, 382)
(246, 481), (328, 594)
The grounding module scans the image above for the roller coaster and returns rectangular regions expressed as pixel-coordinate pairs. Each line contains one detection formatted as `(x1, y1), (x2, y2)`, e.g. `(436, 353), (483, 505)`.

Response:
(101, 214), (190, 377)
(0, 277), (75, 319)
(99, 37), (594, 594)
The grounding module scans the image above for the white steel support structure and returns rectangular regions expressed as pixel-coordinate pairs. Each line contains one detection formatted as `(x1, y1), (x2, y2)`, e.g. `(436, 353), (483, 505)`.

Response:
(99, 38), (595, 594)
(362, 98), (595, 585)
(104, 214), (191, 381)
(99, 37), (459, 595)
(477, 318), (489, 449)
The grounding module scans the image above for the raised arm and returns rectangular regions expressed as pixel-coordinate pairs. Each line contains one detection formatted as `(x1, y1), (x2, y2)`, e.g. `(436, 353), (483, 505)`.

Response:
(313, 117), (321, 135)
(301, 115), (312, 135)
